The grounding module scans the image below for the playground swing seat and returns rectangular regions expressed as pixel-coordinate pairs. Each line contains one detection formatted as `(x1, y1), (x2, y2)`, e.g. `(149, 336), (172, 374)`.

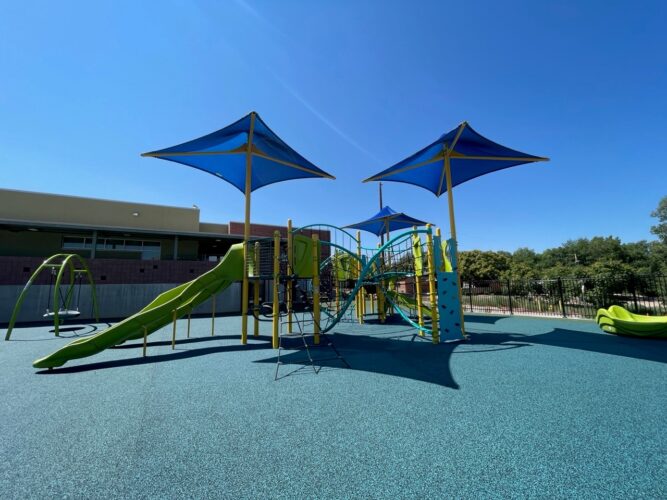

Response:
(43, 267), (85, 320)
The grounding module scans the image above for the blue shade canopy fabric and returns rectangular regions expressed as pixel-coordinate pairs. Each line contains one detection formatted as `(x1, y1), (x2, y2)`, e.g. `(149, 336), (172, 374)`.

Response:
(346, 206), (430, 236)
(363, 122), (548, 196)
(142, 112), (334, 193)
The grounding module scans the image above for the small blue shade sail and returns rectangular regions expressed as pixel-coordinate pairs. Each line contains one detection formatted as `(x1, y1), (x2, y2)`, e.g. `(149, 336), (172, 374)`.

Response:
(364, 122), (548, 196)
(346, 206), (430, 236)
(142, 112), (334, 193)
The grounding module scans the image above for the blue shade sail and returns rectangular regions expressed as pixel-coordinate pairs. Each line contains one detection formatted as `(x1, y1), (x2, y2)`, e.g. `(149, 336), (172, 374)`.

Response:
(142, 112), (335, 193)
(346, 205), (430, 236)
(364, 122), (548, 196)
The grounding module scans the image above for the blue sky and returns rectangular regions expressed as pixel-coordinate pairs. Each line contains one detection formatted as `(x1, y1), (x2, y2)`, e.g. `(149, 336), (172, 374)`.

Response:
(1, 1), (665, 252)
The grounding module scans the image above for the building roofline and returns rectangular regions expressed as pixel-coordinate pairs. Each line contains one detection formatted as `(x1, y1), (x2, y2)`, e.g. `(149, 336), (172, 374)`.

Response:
(0, 218), (240, 240)
(0, 187), (200, 213)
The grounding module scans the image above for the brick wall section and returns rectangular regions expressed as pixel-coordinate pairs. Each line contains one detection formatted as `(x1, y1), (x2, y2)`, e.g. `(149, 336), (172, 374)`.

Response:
(0, 221), (334, 285)
(0, 257), (216, 285)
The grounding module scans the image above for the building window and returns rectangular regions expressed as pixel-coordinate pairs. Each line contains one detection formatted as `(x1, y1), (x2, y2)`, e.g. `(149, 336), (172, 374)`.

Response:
(141, 241), (161, 260)
(63, 236), (93, 249)
(62, 236), (161, 260)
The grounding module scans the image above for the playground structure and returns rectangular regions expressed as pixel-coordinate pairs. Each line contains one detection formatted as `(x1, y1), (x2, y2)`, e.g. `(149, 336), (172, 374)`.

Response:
(15, 113), (548, 370)
(27, 221), (464, 369)
(5, 253), (99, 340)
(272, 222), (465, 344)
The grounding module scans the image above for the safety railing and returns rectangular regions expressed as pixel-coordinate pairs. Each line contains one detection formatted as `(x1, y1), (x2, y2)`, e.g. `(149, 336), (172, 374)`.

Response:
(461, 274), (667, 318)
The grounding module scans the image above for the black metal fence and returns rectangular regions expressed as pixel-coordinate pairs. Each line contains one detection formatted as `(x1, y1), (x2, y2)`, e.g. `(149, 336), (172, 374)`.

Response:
(462, 275), (667, 319)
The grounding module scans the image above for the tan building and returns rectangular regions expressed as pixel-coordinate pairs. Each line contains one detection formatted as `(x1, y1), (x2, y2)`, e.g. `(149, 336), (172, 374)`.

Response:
(0, 188), (331, 322)
(0, 188), (292, 261)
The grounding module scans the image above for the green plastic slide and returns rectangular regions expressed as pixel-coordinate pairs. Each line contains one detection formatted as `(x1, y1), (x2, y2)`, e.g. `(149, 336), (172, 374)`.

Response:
(385, 289), (431, 316)
(596, 305), (667, 338)
(32, 244), (245, 369)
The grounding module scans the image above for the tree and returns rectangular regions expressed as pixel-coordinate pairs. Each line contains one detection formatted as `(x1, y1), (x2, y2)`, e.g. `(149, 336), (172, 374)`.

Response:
(459, 250), (511, 281)
(454, 197), (667, 283)
(648, 242), (667, 275)
(503, 261), (539, 281)
(622, 241), (654, 275)
(513, 247), (539, 265)
(650, 196), (667, 244)
(587, 259), (633, 277)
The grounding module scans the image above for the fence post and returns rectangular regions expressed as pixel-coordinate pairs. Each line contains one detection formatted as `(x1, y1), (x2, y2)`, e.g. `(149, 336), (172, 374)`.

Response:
(468, 280), (473, 312)
(557, 278), (566, 317)
(629, 274), (639, 312)
(507, 278), (513, 315)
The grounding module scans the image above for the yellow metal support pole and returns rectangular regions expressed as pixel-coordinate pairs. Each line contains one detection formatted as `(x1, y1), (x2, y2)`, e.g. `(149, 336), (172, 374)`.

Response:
(241, 112), (256, 345)
(444, 157), (458, 245)
(376, 243), (385, 323)
(171, 310), (177, 349)
(355, 288), (360, 322)
(312, 234), (320, 345)
(354, 260), (359, 319)
(187, 312), (191, 338)
(287, 219), (293, 333)
(426, 225), (439, 344)
(360, 284), (365, 318)
(378, 182), (385, 315)
(335, 278), (340, 314)
(272, 231), (280, 349)
(436, 226), (443, 271)
(253, 241), (260, 337)
(354, 252), (359, 320)
(444, 155), (466, 336)
(356, 231), (364, 324)
(362, 237), (367, 319)
(378, 291), (385, 322)
(211, 293), (216, 336)
(415, 226), (424, 332)
(142, 326), (148, 357)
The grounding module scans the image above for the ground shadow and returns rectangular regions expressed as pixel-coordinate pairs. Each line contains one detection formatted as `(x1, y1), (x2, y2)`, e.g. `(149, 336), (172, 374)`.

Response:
(260, 317), (666, 388)
(256, 331), (462, 389)
(8, 323), (111, 341)
(48, 326), (87, 333)
(34, 315), (665, 382)
(35, 335), (274, 374)
(465, 314), (506, 325)
(271, 336), (350, 381)
(362, 313), (504, 327)
(362, 315), (424, 326)
(466, 327), (667, 365)
(109, 334), (243, 349)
